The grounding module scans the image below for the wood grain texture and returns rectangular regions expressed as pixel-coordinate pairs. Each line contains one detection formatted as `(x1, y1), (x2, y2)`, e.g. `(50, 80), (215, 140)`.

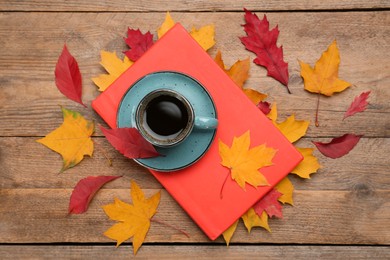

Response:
(0, 0), (389, 11)
(0, 12), (389, 137)
(0, 245), (389, 259)
(0, 189), (389, 244)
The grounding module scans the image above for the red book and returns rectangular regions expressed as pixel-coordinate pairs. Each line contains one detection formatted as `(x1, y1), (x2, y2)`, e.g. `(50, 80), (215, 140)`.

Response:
(92, 23), (302, 240)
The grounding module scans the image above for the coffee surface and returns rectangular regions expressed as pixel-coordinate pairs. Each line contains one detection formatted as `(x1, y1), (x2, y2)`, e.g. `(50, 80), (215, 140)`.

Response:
(145, 95), (188, 136)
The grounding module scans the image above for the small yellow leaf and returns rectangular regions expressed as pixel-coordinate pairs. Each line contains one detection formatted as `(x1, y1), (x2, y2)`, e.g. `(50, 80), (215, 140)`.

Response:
(190, 24), (215, 51)
(241, 208), (270, 233)
(291, 147), (321, 179)
(222, 220), (239, 246)
(300, 40), (351, 96)
(37, 107), (94, 172)
(275, 114), (310, 143)
(275, 177), (294, 205)
(103, 180), (161, 255)
(219, 131), (277, 190)
(92, 50), (133, 91)
(157, 12), (175, 39)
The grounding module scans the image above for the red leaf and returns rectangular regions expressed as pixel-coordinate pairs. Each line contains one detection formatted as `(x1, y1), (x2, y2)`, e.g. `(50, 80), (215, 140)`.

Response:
(257, 101), (271, 115)
(54, 44), (85, 107)
(312, 134), (363, 159)
(253, 188), (283, 218)
(343, 91), (371, 120)
(100, 126), (160, 159)
(69, 175), (121, 214)
(124, 28), (154, 61)
(240, 9), (290, 93)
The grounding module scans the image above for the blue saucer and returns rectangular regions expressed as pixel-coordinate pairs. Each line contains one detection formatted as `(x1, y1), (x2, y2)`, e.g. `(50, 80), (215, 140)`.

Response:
(117, 71), (217, 171)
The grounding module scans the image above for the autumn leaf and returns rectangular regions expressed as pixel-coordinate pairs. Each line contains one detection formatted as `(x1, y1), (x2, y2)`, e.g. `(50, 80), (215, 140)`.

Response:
(157, 12), (175, 38)
(190, 24), (215, 51)
(313, 134), (362, 159)
(103, 180), (161, 255)
(124, 28), (154, 61)
(55, 44), (85, 106)
(343, 91), (371, 120)
(241, 208), (270, 233)
(253, 188), (283, 218)
(92, 50), (133, 92)
(257, 101), (271, 115)
(222, 220), (239, 246)
(291, 148), (321, 178)
(275, 114), (310, 143)
(100, 126), (160, 159)
(240, 9), (290, 93)
(299, 40), (351, 126)
(69, 175), (121, 214)
(267, 102), (278, 122)
(219, 131), (277, 194)
(214, 50), (267, 104)
(37, 107), (94, 172)
(275, 177), (294, 205)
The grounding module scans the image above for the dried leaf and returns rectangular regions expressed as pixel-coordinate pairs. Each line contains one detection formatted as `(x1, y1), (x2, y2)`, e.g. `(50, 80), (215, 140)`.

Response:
(124, 28), (154, 61)
(69, 175), (121, 214)
(241, 208), (270, 233)
(92, 50), (133, 92)
(240, 9), (290, 92)
(275, 114), (310, 143)
(291, 148), (321, 178)
(257, 101), (271, 115)
(219, 131), (277, 190)
(343, 91), (371, 120)
(190, 24), (215, 51)
(312, 134), (362, 159)
(55, 44), (85, 106)
(37, 107), (94, 172)
(103, 180), (161, 255)
(222, 220), (239, 246)
(157, 12), (175, 38)
(100, 126), (160, 159)
(275, 177), (294, 205)
(253, 189), (283, 218)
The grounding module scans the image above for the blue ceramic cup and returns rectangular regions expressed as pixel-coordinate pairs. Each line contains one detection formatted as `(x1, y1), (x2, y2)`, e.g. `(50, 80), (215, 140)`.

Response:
(136, 89), (218, 147)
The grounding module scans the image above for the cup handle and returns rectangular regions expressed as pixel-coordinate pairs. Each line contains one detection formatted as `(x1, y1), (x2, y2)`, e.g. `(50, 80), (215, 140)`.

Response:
(194, 117), (218, 130)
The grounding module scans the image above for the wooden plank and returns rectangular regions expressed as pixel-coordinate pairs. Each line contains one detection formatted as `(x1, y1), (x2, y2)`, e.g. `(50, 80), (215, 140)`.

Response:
(0, 245), (389, 259)
(1, 137), (389, 191)
(0, 12), (388, 137)
(0, 0), (389, 12)
(0, 188), (389, 244)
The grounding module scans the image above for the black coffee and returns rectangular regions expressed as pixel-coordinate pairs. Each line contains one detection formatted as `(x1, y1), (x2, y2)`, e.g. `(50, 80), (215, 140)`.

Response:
(145, 95), (189, 136)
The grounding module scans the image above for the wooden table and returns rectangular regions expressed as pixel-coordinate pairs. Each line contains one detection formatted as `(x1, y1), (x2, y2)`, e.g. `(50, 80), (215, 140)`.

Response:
(1, 1), (389, 258)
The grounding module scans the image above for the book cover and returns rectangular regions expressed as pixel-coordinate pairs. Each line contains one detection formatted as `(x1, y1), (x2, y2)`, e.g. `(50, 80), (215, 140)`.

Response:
(92, 23), (302, 240)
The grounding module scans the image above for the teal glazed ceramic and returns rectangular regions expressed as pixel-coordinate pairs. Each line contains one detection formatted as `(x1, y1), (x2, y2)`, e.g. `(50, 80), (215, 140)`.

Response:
(117, 71), (217, 171)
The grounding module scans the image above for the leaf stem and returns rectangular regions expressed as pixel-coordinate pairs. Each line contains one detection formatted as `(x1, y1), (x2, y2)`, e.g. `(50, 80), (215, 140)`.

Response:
(220, 170), (230, 199)
(151, 217), (190, 238)
(315, 94), (321, 127)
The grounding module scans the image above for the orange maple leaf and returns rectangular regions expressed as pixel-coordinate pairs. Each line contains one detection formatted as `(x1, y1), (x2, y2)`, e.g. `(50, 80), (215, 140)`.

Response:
(103, 180), (161, 255)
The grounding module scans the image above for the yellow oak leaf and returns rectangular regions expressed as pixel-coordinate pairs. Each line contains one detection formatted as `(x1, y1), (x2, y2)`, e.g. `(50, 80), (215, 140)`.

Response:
(92, 50), (133, 92)
(275, 177), (294, 205)
(241, 208), (270, 233)
(190, 24), (215, 51)
(157, 12), (175, 39)
(214, 50), (267, 104)
(37, 107), (94, 173)
(275, 114), (310, 143)
(222, 219), (239, 246)
(299, 40), (351, 96)
(103, 180), (161, 255)
(219, 131), (277, 190)
(291, 147), (321, 179)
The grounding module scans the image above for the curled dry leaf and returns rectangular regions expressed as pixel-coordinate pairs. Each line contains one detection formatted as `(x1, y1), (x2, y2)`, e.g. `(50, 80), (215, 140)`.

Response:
(312, 133), (363, 159)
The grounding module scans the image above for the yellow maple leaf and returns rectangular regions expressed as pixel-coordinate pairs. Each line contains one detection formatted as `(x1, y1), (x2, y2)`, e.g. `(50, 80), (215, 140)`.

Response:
(103, 180), (161, 255)
(157, 12), (175, 39)
(299, 40), (351, 96)
(222, 219), (239, 246)
(219, 131), (277, 190)
(275, 114), (310, 143)
(274, 177), (294, 205)
(241, 208), (270, 233)
(214, 50), (267, 104)
(37, 107), (94, 173)
(189, 24), (215, 51)
(92, 50), (133, 92)
(291, 148), (321, 179)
